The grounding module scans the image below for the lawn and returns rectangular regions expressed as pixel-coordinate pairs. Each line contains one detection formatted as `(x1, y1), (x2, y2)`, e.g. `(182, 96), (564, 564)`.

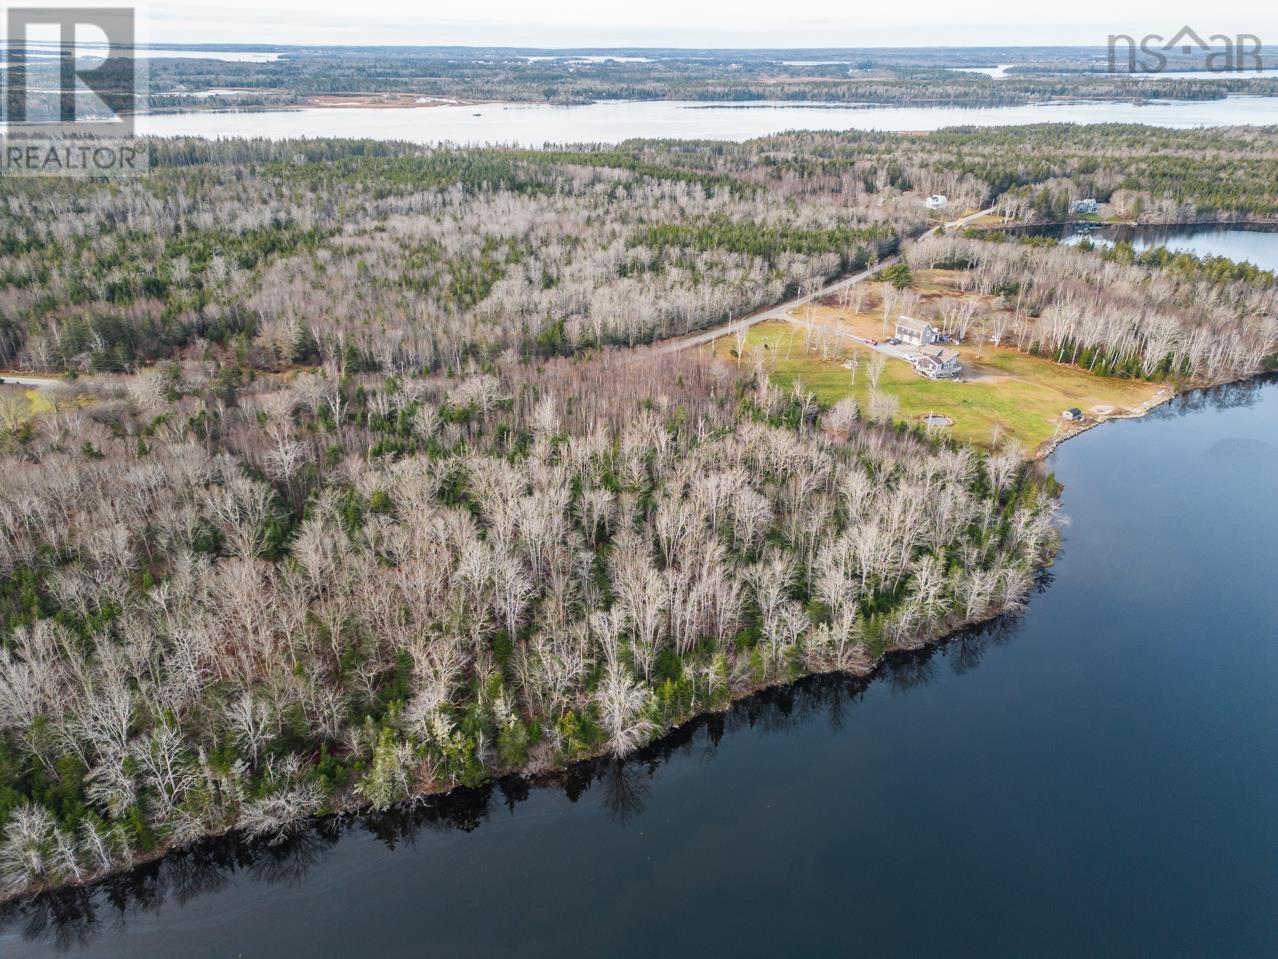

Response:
(715, 319), (1168, 450)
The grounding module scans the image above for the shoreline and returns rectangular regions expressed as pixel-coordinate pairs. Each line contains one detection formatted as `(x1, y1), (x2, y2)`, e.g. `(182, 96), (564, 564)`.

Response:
(0, 185), (1268, 902)
(978, 217), (1278, 232)
(1034, 385), (1177, 460)
(130, 88), (1262, 119)
(3, 368), (1269, 906)
(0, 590), (1034, 907)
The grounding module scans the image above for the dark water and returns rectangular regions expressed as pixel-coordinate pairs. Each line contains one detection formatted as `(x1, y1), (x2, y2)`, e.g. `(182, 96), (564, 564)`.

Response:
(1050, 223), (1278, 271)
(4, 378), (1278, 958)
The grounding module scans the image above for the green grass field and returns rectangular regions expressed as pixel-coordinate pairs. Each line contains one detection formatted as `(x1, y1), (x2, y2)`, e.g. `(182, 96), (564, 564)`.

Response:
(716, 320), (1166, 449)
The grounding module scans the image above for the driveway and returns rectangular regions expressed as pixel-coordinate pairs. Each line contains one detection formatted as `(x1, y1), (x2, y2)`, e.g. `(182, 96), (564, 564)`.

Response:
(0, 374), (62, 389)
(662, 206), (996, 355)
(784, 315), (941, 366)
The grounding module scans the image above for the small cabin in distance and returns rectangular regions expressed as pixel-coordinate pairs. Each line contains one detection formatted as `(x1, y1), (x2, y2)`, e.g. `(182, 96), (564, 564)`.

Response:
(896, 317), (938, 347)
(1062, 407), (1084, 421)
(912, 346), (962, 379)
(924, 194), (948, 210)
(1073, 198), (1099, 214)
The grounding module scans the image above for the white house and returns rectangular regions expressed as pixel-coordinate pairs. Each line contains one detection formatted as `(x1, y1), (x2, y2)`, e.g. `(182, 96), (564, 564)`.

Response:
(912, 346), (962, 379)
(1073, 198), (1099, 214)
(924, 194), (948, 210)
(895, 317), (939, 347)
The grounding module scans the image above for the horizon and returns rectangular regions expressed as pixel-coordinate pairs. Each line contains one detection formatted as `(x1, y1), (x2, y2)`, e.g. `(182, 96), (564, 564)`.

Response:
(22, 1), (1272, 49)
(13, 40), (1277, 57)
(45, 41), (1267, 51)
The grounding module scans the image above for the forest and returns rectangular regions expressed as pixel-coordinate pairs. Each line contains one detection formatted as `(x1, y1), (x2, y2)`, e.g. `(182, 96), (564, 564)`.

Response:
(135, 46), (1278, 112)
(761, 125), (1278, 222)
(0, 350), (1055, 895)
(910, 233), (1278, 380)
(2, 124), (1277, 898)
(7, 127), (1278, 375)
(0, 139), (907, 374)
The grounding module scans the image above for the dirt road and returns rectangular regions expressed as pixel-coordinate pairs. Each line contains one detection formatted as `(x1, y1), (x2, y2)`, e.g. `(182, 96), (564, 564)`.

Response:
(658, 206), (996, 355)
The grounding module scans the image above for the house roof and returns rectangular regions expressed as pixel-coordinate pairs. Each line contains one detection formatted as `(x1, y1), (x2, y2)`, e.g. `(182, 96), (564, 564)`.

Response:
(896, 317), (933, 333)
(917, 345), (959, 363)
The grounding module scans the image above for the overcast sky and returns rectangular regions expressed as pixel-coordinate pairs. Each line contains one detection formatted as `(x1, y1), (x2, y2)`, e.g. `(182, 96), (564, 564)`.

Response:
(47, 0), (1278, 48)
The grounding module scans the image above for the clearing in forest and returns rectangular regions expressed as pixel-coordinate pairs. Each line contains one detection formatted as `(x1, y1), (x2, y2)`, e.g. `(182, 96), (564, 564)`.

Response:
(715, 314), (1167, 450)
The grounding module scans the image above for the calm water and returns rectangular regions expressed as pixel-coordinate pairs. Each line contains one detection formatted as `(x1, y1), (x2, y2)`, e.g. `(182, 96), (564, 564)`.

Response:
(140, 95), (1278, 145)
(9, 42), (281, 62)
(951, 65), (1017, 77)
(1140, 70), (1278, 80)
(3, 376), (1276, 957)
(1055, 224), (1278, 270)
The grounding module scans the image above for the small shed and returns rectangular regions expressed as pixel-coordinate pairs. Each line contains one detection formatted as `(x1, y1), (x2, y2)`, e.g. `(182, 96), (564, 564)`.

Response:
(1062, 407), (1084, 421)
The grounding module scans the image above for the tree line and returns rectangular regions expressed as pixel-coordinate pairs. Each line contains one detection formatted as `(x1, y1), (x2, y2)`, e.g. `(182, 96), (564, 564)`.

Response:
(137, 48), (1278, 113)
(914, 234), (1278, 381)
(0, 350), (1055, 895)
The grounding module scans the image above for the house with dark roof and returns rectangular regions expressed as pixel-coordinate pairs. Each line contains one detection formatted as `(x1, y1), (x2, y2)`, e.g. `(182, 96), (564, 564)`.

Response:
(912, 345), (961, 379)
(895, 317), (938, 347)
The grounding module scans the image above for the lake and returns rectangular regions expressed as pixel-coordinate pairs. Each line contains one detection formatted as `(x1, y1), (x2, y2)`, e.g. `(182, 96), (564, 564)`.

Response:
(951, 64), (1016, 77)
(139, 95), (1278, 145)
(7, 42), (281, 62)
(3, 371), (1276, 956)
(1051, 224), (1278, 270)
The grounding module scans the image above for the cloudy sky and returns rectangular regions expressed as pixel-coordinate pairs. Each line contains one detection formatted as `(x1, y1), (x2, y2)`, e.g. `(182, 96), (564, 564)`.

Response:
(41, 0), (1278, 48)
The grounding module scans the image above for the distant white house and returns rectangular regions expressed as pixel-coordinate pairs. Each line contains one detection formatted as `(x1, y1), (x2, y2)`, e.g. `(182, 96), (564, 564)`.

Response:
(1062, 407), (1084, 421)
(912, 345), (962, 379)
(895, 317), (939, 347)
(1073, 198), (1099, 214)
(924, 194), (948, 210)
